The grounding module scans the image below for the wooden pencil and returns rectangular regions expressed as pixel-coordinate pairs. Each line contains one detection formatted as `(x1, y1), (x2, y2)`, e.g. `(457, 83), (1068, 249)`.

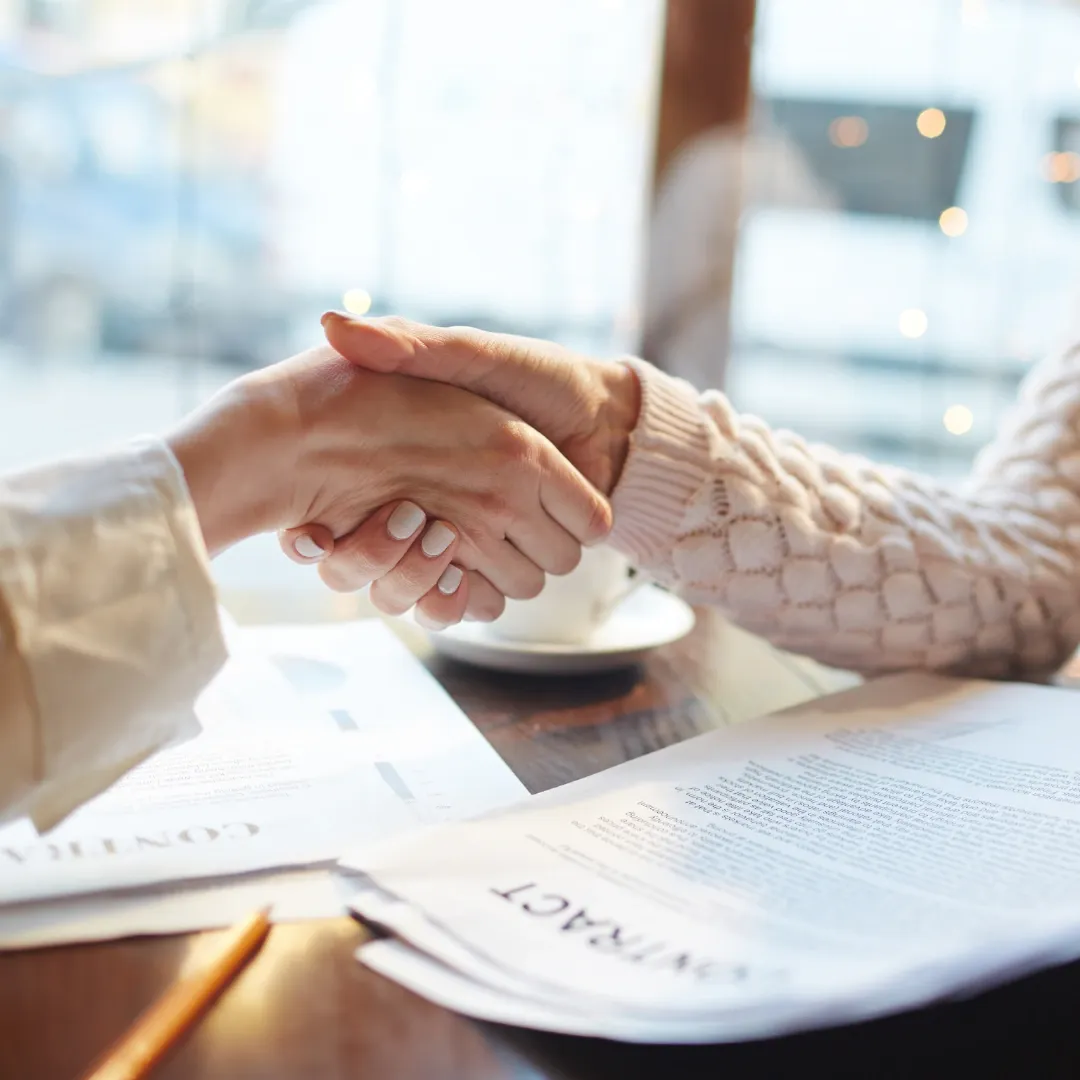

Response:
(81, 906), (272, 1080)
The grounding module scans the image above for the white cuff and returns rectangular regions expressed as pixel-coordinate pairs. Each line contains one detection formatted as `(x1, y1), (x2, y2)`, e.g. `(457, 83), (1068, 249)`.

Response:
(0, 438), (226, 831)
(609, 359), (715, 568)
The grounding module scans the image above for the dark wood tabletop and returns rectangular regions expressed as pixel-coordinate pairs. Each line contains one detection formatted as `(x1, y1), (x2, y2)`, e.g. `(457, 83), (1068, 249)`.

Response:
(3, 608), (1080, 1079)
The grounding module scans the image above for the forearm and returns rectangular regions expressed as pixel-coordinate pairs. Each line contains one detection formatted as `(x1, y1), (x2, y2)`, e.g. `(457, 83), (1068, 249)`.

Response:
(0, 440), (226, 830)
(609, 358), (1080, 680)
(164, 378), (292, 557)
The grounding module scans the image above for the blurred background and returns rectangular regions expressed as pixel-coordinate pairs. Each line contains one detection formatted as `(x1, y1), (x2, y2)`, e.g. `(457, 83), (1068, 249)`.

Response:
(2, 0), (1080, 592)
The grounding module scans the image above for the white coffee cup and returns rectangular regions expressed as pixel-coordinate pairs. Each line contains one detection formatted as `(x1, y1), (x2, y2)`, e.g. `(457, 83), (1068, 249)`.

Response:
(490, 545), (636, 646)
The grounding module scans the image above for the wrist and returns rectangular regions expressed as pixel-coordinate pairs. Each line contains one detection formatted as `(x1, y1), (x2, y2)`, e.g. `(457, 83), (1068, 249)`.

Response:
(595, 360), (641, 494)
(165, 379), (294, 556)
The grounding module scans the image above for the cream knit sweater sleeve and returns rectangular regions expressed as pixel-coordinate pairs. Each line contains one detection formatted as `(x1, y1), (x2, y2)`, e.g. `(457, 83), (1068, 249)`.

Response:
(608, 346), (1080, 679)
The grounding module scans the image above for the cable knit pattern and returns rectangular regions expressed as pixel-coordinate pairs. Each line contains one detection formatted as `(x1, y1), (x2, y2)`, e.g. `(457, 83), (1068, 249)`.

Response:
(609, 347), (1080, 679)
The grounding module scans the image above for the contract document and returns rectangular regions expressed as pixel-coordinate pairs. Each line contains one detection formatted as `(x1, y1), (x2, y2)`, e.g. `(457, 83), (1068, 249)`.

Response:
(343, 674), (1080, 1043)
(0, 620), (525, 946)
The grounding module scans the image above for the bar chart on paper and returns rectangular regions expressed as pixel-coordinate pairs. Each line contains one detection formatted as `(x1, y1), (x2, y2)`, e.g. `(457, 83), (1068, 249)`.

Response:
(245, 621), (528, 828)
(0, 621), (526, 943)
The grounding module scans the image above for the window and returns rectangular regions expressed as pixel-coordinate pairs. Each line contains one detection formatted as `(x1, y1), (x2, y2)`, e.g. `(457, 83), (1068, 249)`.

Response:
(0, 0), (663, 594)
(726, 0), (1080, 480)
(762, 97), (976, 221)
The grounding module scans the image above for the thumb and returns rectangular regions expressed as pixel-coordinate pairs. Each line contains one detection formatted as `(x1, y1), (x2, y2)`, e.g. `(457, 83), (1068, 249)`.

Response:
(278, 523), (334, 565)
(322, 312), (589, 449)
(321, 312), (494, 391)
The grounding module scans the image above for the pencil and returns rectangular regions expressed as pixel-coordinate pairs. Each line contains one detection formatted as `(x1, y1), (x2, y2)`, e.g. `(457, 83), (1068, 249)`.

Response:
(82, 906), (273, 1080)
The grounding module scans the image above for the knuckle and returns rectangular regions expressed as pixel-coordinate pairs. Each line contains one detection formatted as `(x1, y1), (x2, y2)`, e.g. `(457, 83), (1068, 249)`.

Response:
(369, 579), (413, 616)
(393, 552), (442, 587)
(332, 544), (383, 580)
(394, 562), (438, 595)
(467, 574), (506, 621)
(419, 594), (462, 627)
(471, 594), (505, 622)
(549, 544), (582, 576)
(506, 570), (546, 602)
(488, 419), (537, 467)
(446, 324), (485, 351)
(472, 491), (513, 529)
(319, 562), (361, 594)
(368, 554), (443, 612)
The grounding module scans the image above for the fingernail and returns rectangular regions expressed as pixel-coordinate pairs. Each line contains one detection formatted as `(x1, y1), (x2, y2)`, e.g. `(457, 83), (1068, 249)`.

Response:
(416, 610), (448, 632)
(320, 310), (353, 326)
(293, 534), (326, 561)
(421, 522), (455, 558)
(387, 501), (426, 540)
(437, 565), (464, 595)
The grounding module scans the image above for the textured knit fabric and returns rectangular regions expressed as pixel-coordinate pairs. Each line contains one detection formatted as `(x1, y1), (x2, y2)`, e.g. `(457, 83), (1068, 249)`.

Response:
(609, 345), (1080, 680)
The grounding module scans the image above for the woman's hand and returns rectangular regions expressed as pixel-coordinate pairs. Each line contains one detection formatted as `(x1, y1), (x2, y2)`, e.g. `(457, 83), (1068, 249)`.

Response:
(165, 346), (611, 615)
(280, 502), (473, 627)
(294, 314), (643, 627)
(321, 312), (642, 496)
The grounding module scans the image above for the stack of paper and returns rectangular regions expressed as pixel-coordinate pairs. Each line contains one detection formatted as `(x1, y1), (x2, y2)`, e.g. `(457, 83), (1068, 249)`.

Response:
(0, 619), (526, 948)
(342, 674), (1080, 1043)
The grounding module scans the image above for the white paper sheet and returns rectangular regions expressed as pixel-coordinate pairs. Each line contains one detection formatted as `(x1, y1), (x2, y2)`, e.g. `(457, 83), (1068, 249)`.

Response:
(343, 674), (1080, 1042)
(0, 869), (349, 950)
(0, 619), (526, 947)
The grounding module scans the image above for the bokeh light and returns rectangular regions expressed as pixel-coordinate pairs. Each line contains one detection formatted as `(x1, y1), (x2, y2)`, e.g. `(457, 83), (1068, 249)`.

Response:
(828, 116), (869, 148)
(342, 288), (373, 316)
(917, 108), (947, 138)
(899, 309), (929, 339)
(943, 405), (974, 436)
(939, 206), (968, 237)
(1043, 151), (1080, 183)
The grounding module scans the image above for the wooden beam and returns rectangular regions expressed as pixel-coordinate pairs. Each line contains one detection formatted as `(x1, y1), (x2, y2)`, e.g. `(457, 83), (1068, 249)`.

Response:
(641, 0), (757, 388)
(653, 0), (757, 187)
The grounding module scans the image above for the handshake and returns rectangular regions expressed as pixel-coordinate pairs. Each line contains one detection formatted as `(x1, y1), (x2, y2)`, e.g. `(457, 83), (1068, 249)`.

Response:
(166, 313), (642, 630)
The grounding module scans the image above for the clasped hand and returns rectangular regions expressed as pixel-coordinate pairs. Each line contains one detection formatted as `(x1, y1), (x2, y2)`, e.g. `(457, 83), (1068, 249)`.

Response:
(167, 333), (638, 627)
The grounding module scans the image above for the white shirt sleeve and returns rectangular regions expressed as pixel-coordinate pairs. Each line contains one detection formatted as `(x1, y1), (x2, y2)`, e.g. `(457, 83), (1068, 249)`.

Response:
(0, 437), (226, 831)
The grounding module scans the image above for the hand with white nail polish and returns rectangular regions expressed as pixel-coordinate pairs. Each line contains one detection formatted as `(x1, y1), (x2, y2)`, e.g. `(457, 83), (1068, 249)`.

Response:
(166, 345), (610, 621)
(305, 313), (641, 626)
(317, 505), (491, 628)
(421, 522), (455, 558)
(292, 533), (326, 561)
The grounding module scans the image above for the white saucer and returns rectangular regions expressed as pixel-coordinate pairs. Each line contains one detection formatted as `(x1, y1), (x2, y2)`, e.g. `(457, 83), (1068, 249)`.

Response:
(428, 584), (696, 675)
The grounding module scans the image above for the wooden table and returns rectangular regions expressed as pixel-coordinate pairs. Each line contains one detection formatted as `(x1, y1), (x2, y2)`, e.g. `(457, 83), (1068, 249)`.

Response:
(2, 608), (1079, 1079)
